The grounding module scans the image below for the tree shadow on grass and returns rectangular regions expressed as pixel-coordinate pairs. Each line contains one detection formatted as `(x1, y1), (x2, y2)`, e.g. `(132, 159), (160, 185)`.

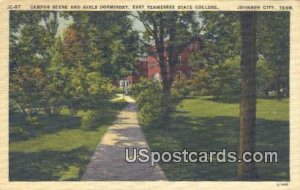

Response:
(9, 113), (81, 142)
(204, 96), (289, 104)
(9, 146), (92, 181)
(203, 97), (240, 104)
(181, 96), (198, 100)
(143, 114), (289, 181)
(9, 101), (128, 181)
(9, 101), (127, 142)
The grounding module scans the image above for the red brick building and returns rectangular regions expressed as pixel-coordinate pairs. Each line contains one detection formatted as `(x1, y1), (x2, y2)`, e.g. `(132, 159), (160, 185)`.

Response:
(125, 39), (201, 85)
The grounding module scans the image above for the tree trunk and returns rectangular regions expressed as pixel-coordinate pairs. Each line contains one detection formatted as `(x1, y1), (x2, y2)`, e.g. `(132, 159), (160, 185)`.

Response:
(167, 12), (178, 94)
(237, 12), (259, 180)
(151, 13), (178, 125)
(68, 103), (78, 116)
(162, 13), (177, 124)
(153, 16), (168, 95)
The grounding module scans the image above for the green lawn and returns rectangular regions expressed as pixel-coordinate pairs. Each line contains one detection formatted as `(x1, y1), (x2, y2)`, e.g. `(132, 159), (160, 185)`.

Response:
(142, 96), (289, 181)
(9, 100), (127, 181)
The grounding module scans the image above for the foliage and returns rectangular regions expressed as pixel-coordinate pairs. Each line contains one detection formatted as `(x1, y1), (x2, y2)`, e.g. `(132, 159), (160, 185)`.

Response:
(189, 56), (274, 99)
(138, 93), (164, 128)
(186, 12), (241, 99)
(256, 58), (274, 97)
(10, 65), (47, 116)
(42, 38), (65, 116)
(10, 12), (62, 117)
(197, 12), (241, 66)
(190, 69), (211, 95)
(130, 79), (163, 127)
(171, 75), (193, 98)
(129, 78), (160, 98)
(188, 12), (289, 100)
(80, 110), (100, 130)
(130, 78), (178, 128)
(70, 12), (139, 80)
(136, 11), (202, 100)
(257, 12), (289, 99)
(208, 57), (241, 99)
(9, 12), (136, 118)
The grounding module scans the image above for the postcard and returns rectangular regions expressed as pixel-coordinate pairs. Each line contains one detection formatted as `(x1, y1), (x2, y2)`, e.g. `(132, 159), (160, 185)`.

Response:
(0, 0), (299, 189)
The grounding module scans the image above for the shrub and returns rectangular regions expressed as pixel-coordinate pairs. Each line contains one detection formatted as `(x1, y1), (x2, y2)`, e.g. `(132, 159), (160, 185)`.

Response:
(138, 99), (164, 128)
(134, 80), (163, 128)
(190, 69), (211, 95)
(172, 75), (193, 98)
(80, 110), (99, 130)
(129, 78), (161, 99)
(135, 84), (161, 107)
(131, 78), (179, 128)
(25, 116), (39, 124)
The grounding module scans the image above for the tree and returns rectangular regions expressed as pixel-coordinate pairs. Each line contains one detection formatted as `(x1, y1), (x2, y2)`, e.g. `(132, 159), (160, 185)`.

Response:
(257, 12), (289, 99)
(136, 12), (201, 95)
(237, 12), (259, 180)
(134, 12), (202, 121)
(208, 57), (241, 99)
(10, 65), (46, 117)
(194, 12), (241, 68)
(190, 69), (210, 95)
(60, 12), (137, 114)
(10, 12), (61, 117)
(42, 37), (66, 116)
(10, 11), (137, 118)
(69, 12), (139, 81)
(188, 13), (241, 98)
(61, 25), (95, 115)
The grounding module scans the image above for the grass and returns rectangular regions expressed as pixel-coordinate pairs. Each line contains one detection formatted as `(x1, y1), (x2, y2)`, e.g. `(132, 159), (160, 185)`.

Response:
(142, 96), (289, 181)
(9, 99), (127, 181)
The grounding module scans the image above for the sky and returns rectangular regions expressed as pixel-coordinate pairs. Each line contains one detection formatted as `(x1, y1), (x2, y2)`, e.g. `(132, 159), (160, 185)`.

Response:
(56, 15), (73, 36)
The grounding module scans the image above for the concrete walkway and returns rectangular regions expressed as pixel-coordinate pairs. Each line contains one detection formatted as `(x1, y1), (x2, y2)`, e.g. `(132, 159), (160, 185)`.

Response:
(81, 96), (167, 181)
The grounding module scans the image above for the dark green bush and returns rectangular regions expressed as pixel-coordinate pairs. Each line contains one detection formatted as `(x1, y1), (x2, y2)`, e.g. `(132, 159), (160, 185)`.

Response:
(172, 75), (193, 98)
(25, 116), (39, 124)
(80, 110), (99, 130)
(138, 98), (164, 128)
(131, 78), (179, 128)
(129, 77), (160, 99)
